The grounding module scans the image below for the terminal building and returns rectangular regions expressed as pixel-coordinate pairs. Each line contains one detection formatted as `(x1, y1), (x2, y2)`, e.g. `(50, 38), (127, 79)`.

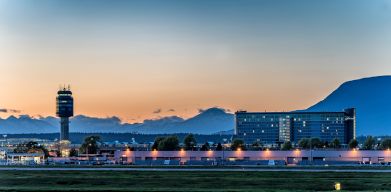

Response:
(235, 108), (356, 145)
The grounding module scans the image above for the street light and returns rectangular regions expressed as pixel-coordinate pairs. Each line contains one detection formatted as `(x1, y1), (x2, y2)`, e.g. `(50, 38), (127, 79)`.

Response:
(190, 141), (194, 151)
(222, 139), (227, 166)
(87, 143), (92, 160)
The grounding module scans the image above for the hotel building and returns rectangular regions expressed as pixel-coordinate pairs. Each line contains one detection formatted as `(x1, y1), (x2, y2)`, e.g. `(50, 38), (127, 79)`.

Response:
(235, 108), (356, 145)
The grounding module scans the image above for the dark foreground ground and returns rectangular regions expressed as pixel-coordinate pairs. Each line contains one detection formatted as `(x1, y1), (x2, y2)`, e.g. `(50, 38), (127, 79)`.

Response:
(0, 170), (390, 191)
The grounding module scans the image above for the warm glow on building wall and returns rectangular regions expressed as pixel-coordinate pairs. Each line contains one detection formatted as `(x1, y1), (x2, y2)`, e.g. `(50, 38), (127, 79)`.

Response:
(125, 149), (132, 155)
(294, 149), (301, 157)
(179, 149), (186, 156)
(349, 148), (358, 157)
(207, 150), (213, 157)
(263, 149), (271, 158)
(152, 149), (158, 157)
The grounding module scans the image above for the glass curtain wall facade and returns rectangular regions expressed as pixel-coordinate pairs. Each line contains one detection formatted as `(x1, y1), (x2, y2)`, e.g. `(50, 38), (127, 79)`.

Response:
(235, 108), (356, 145)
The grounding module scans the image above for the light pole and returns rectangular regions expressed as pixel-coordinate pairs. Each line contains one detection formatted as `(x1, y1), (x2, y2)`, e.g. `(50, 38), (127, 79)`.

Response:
(2, 135), (7, 147)
(222, 138), (227, 166)
(190, 141), (194, 151)
(87, 143), (92, 159)
(310, 138), (313, 165)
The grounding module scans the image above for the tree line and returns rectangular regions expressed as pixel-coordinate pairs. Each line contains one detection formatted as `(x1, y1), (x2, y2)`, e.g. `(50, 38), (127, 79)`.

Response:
(12, 135), (391, 157)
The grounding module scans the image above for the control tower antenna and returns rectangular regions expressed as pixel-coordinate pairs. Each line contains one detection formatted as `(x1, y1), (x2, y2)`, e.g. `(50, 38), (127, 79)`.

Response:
(56, 85), (74, 141)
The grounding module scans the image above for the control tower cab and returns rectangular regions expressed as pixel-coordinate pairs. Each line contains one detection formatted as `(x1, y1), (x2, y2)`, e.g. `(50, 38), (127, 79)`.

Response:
(56, 85), (74, 141)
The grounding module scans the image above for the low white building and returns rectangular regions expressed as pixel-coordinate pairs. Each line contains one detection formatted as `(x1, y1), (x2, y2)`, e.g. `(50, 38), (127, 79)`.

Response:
(115, 150), (391, 165)
(6, 153), (45, 165)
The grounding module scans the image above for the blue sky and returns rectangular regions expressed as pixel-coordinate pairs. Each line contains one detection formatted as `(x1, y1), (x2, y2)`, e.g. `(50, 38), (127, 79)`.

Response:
(0, 0), (390, 121)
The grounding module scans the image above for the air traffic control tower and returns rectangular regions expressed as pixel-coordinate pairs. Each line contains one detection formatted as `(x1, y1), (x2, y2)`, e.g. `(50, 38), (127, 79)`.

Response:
(56, 86), (74, 141)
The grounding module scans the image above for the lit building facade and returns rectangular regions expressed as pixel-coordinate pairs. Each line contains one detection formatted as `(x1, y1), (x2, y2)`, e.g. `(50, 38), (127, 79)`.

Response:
(114, 149), (390, 165)
(235, 108), (356, 145)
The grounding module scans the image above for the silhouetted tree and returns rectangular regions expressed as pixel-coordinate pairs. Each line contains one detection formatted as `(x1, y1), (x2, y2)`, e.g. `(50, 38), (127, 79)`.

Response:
(330, 138), (341, 149)
(251, 141), (262, 150)
(298, 138), (310, 149)
(310, 138), (323, 148)
(200, 142), (210, 151)
(216, 143), (223, 151)
(158, 136), (179, 151)
(69, 148), (78, 157)
(323, 141), (330, 148)
(281, 141), (292, 150)
(348, 139), (358, 149)
(79, 135), (101, 154)
(56, 150), (61, 157)
(363, 136), (375, 150)
(183, 134), (197, 151)
(231, 139), (245, 150)
(380, 139), (391, 150)
(152, 137), (165, 150)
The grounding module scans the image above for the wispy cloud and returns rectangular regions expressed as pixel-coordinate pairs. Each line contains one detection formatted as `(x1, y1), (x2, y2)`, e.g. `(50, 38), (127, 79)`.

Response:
(0, 108), (21, 113)
(198, 107), (231, 114)
(153, 108), (162, 114)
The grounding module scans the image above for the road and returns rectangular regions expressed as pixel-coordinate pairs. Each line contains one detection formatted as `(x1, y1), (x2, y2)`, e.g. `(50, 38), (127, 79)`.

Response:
(1, 167), (391, 172)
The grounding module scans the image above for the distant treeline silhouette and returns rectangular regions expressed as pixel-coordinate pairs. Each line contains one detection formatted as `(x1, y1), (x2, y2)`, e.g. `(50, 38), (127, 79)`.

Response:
(4, 133), (232, 144)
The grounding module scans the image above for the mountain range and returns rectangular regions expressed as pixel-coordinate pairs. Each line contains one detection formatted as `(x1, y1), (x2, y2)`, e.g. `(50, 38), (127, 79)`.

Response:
(0, 108), (234, 135)
(0, 75), (390, 135)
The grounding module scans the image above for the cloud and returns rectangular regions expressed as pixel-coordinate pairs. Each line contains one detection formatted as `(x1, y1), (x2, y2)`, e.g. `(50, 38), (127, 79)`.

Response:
(167, 109), (175, 112)
(0, 108), (21, 113)
(153, 108), (162, 114)
(198, 107), (231, 114)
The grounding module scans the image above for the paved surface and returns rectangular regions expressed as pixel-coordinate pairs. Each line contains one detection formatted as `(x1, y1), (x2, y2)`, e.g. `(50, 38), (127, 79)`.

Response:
(1, 167), (391, 172)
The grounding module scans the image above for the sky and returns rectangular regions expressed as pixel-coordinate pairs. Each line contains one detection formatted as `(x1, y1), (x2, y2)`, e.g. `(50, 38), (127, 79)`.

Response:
(0, 0), (391, 122)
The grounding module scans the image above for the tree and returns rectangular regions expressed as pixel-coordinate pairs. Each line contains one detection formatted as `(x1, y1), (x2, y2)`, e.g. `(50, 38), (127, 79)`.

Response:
(231, 139), (245, 150)
(310, 138), (323, 148)
(79, 135), (101, 154)
(330, 138), (341, 149)
(14, 141), (49, 158)
(298, 138), (310, 149)
(152, 137), (165, 150)
(323, 141), (330, 148)
(200, 142), (210, 151)
(183, 134), (197, 150)
(363, 136), (375, 150)
(216, 143), (223, 151)
(251, 141), (262, 150)
(281, 141), (292, 150)
(348, 139), (358, 149)
(158, 136), (179, 151)
(69, 148), (78, 157)
(380, 139), (391, 150)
